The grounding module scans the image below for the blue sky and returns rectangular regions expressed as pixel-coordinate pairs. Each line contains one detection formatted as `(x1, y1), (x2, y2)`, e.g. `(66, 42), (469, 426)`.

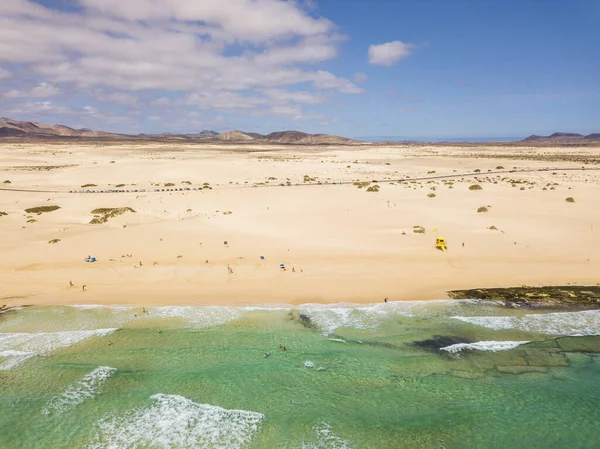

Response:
(1, 0), (598, 139)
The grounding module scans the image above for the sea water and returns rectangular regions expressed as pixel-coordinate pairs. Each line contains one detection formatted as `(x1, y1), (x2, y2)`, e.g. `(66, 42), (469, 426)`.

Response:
(1, 300), (599, 448)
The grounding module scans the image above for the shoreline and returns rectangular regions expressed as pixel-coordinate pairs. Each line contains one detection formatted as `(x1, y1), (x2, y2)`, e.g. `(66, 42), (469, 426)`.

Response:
(3, 284), (600, 309)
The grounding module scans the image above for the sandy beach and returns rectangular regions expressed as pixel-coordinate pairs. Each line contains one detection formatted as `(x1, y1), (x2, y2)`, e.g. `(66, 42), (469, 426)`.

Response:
(1, 141), (599, 307)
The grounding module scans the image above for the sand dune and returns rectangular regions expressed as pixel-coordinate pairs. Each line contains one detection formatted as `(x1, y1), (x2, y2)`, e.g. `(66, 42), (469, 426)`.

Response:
(1, 142), (599, 307)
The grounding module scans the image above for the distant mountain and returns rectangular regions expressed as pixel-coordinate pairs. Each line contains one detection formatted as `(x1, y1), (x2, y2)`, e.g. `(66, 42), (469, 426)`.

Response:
(263, 130), (359, 144)
(0, 117), (124, 138)
(0, 117), (359, 144)
(188, 130), (219, 138)
(215, 129), (358, 144)
(522, 132), (599, 143)
(215, 130), (255, 141)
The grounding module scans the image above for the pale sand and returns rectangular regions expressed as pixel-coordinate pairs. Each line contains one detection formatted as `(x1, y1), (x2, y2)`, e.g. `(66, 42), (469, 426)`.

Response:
(1, 142), (599, 307)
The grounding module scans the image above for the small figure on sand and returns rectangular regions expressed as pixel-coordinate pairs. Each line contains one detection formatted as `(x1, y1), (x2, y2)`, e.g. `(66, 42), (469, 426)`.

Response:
(69, 280), (74, 287)
(279, 344), (287, 351)
(108, 341), (113, 346)
(82, 285), (86, 291)
(384, 297), (388, 303)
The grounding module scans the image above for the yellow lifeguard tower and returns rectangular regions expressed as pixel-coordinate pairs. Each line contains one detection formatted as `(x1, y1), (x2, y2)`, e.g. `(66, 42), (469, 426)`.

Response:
(435, 237), (447, 252)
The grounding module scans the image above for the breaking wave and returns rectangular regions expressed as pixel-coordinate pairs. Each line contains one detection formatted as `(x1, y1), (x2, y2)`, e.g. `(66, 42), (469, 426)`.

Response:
(451, 309), (600, 336)
(440, 340), (530, 353)
(42, 366), (117, 416)
(0, 350), (36, 370)
(87, 394), (264, 449)
(0, 329), (117, 370)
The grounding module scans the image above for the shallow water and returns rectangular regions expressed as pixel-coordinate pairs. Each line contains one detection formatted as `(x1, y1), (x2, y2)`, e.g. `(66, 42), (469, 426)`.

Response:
(1, 301), (599, 448)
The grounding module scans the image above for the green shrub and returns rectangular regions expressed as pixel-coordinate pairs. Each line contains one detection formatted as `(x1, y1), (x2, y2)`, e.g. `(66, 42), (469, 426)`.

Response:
(81, 184), (97, 188)
(469, 184), (483, 191)
(3, 180), (11, 184)
(89, 207), (136, 224)
(48, 239), (61, 244)
(115, 184), (125, 187)
(366, 185), (380, 192)
(164, 183), (175, 187)
(477, 206), (488, 213)
(427, 193), (436, 198)
(24, 205), (60, 214)
(413, 226), (426, 234)
(565, 197), (575, 203)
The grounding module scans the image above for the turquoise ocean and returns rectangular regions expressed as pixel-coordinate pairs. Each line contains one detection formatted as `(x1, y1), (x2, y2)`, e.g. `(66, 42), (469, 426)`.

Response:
(1, 300), (599, 449)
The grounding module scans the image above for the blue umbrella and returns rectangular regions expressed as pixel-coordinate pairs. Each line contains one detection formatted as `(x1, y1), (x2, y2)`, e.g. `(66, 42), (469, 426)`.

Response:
(260, 256), (265, 259)
(279, 263), (285, 267)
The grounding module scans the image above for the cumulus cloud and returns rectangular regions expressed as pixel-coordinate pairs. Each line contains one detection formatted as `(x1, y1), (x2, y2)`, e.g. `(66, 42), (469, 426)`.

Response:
(368, 41), (415, 66)
(3, 82), (61, 98)
(103, 92), (141, 108)
(0, 0), (364, 131)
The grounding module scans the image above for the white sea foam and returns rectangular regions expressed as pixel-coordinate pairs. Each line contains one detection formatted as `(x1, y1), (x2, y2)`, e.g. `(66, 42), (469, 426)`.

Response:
(440, 341), (530, 353)
(42, 366), (117, 416)
(297, 302), (417, 335)
(87, 393), (264, 449)
(327, 338), (346, 343)
(304, 361), (315, 368)
(451, 309), (600, 336)
(0, 350), (36, 370)
(68, 305), (244, 329)
(0, 329), (117, 355)
(301, 422), (354, 449)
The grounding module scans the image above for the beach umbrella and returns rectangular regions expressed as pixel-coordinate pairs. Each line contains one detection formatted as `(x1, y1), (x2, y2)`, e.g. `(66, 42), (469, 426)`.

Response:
(260, 256), (265, 259)
(279, 263), (285, 267)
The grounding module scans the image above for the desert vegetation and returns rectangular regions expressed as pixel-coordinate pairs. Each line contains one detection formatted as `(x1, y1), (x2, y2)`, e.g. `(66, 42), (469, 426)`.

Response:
(89, 207), (136, 224)
(24, 205), (60, 214)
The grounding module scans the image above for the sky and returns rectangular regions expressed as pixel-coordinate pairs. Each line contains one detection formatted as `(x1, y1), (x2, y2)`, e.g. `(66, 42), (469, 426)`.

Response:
(1, 0), (599, 139)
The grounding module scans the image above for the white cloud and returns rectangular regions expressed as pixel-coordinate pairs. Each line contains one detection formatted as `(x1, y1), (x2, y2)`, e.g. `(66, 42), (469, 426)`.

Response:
(353, 72), (367, 83)
(6, 101), (71, 115)
(4, 82), (61, 98)
(368, 41), (415, 66)
(104, 92), (141, 108)
(0, 68), (11, 79)
(83, 105), (98, 114)
(0, 0), (363, 129)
